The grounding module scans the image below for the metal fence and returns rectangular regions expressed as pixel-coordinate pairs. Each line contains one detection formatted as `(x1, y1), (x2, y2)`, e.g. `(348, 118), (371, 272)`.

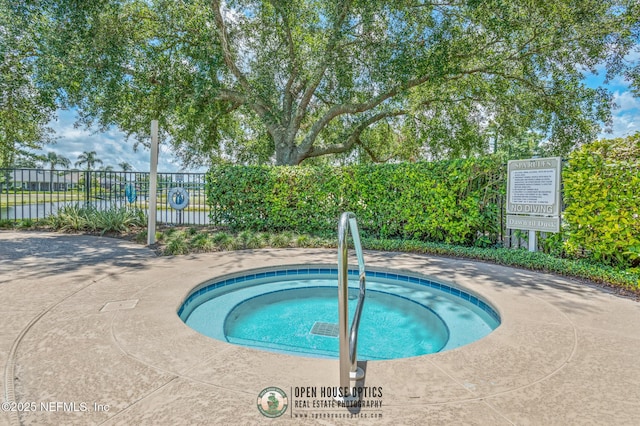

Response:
(0, 168), (210, 225)
(1, 167), (544, 249)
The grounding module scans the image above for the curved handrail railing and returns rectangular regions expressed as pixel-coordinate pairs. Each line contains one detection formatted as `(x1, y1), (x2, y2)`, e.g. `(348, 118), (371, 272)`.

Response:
(338, 212), (366, 390)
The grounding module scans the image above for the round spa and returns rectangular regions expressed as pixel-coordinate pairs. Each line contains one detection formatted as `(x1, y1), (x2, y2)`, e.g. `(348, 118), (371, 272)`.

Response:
(178, 266), (500, 360)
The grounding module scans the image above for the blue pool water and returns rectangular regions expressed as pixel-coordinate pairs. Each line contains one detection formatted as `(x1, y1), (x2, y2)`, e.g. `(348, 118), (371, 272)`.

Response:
(179, 267), (500, 360)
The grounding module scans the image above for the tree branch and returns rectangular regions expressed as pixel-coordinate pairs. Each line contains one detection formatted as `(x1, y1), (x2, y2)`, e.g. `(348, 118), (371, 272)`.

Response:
(290, 0), (353, 136)
(360, 144), (392, 164)
(302, 110), (407, 161)
(210, 0), (277, 130)
(296, 65), (500, 158)
(270, 1), (299, 127)
(210, 0), (251, 92)
(296, 73), (431, 156)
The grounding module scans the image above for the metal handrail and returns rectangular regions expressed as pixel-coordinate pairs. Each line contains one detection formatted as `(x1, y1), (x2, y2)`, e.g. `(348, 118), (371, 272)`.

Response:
(338, 212), (366, 390)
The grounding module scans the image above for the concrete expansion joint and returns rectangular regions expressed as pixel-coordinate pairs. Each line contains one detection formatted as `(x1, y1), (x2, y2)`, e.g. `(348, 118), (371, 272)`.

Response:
(3, 277), (109, 426)
(104, 376), (180, 423)
(4, 306), (51, 426)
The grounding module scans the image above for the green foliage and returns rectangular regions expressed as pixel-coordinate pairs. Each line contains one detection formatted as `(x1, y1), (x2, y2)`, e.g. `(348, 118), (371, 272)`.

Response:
(74, 151), (103, 171)
(269, 232), (294, 248)
(45, 204), (146, 234)
(143, 227), (639, 293)
(46, 204), (91, 231)
(211, 232), (234, 250)
(90, 207), (145, 235)
(563, 134), (640, 268)
(162, 228), (178, 239)
(190, 232), (214, 252)
(360, 238), (639, 293)
(134, 230), (148, 244)
(237, 230), (264, 249)
(21, 0), (639, 165)
(43, 152), (71, 170)
(0, 219), (14, 229)
(150, 228), (334, 254)
(207, 157), (505, 245)
(16, 218), (35, 229)
(0, 1), (56, 168)
(295, 234), (313, 248)
(540, 230), (567, 258)
(164, 231), (189, 256)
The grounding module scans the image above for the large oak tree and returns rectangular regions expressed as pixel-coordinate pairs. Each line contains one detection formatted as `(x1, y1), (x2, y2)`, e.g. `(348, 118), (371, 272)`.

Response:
(15, 0), (640, 165)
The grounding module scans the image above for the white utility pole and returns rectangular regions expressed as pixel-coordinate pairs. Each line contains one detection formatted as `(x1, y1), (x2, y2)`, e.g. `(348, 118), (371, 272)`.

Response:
(147, 120), (159, 245)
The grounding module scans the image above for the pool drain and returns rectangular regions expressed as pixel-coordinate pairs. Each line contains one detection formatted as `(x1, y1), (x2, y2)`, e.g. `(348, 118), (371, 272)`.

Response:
(310, 322), (339, 337)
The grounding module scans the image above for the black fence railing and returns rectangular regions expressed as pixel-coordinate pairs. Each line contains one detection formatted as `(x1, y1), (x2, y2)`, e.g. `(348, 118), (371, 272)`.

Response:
(2, 167), (546, 249)
(0, 168), (210, 226)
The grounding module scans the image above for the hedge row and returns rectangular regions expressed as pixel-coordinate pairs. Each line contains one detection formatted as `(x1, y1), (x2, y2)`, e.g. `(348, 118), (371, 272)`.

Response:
(563, 134), (640, 268)
(205, 134), (639, 270)
(206, 157), (505, 245)
(360, 238), (639, 292)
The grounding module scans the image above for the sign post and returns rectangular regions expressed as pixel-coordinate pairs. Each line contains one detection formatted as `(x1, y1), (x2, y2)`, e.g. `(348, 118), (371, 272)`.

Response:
(506, 157), (562, 252)
(147, 120), (159, 245)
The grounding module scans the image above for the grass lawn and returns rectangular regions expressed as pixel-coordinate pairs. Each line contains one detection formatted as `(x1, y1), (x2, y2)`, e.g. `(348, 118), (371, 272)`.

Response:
(0, 192), (84, 206)
(1, 191), (209, 211)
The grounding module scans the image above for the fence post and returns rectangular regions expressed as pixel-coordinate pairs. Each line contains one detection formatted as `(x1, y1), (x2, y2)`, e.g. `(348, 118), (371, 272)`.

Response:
(84, 170), (91, 207)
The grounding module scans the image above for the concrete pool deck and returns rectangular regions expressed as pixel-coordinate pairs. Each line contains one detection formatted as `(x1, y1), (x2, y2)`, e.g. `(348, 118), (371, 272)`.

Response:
(1, 231), (639, 425)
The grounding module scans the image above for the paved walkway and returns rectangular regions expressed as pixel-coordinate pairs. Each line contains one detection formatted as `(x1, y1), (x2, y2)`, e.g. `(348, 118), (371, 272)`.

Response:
(1, 231), (639, 425)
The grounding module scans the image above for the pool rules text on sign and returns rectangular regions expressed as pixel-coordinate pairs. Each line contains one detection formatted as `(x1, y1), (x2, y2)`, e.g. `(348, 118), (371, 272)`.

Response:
(506, 157), (562, 241)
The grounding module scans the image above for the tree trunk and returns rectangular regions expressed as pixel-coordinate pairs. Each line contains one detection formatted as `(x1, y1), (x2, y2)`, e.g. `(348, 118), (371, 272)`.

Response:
(275, 147), (296, 165)
(273, 133), (301, 166)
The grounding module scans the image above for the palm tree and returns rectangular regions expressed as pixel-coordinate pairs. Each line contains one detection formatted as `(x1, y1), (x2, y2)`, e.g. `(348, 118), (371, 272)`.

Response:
(45, 152), (71, 170)
(118, 161), (132, 172)
(75, 151), (103, 171)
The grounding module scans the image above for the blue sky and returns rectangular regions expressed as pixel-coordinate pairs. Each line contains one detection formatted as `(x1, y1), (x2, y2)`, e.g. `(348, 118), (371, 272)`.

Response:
(38, 64), (639, 173)
(583, 51), (640, 137)
(39, 111), (194, 173)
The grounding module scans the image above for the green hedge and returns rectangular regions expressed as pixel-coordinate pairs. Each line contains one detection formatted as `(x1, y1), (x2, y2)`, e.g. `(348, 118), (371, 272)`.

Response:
(205, 135), (638, 271)
(563, 134), (640, 268)
(206, 157), (505, 245)
(206, 165), (341, 234)
(361, 238), (639, 292)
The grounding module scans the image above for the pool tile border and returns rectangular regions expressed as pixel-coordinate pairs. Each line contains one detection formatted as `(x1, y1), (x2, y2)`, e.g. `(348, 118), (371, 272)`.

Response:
(177, 266), (501, 324)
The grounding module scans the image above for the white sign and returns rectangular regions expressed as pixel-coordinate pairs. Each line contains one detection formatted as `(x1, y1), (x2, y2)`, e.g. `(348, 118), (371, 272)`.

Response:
(506, 157), (562, 239)
(506, 215), (560, 233)
(507, 157), (561, 217)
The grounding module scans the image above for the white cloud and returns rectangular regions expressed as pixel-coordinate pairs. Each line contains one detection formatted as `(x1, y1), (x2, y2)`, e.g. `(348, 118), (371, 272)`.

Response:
(600, 89), (640, 139)
(604, 111), (638, 138)
(40, 109), (204, 172)
(612, 90), (640, 111)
